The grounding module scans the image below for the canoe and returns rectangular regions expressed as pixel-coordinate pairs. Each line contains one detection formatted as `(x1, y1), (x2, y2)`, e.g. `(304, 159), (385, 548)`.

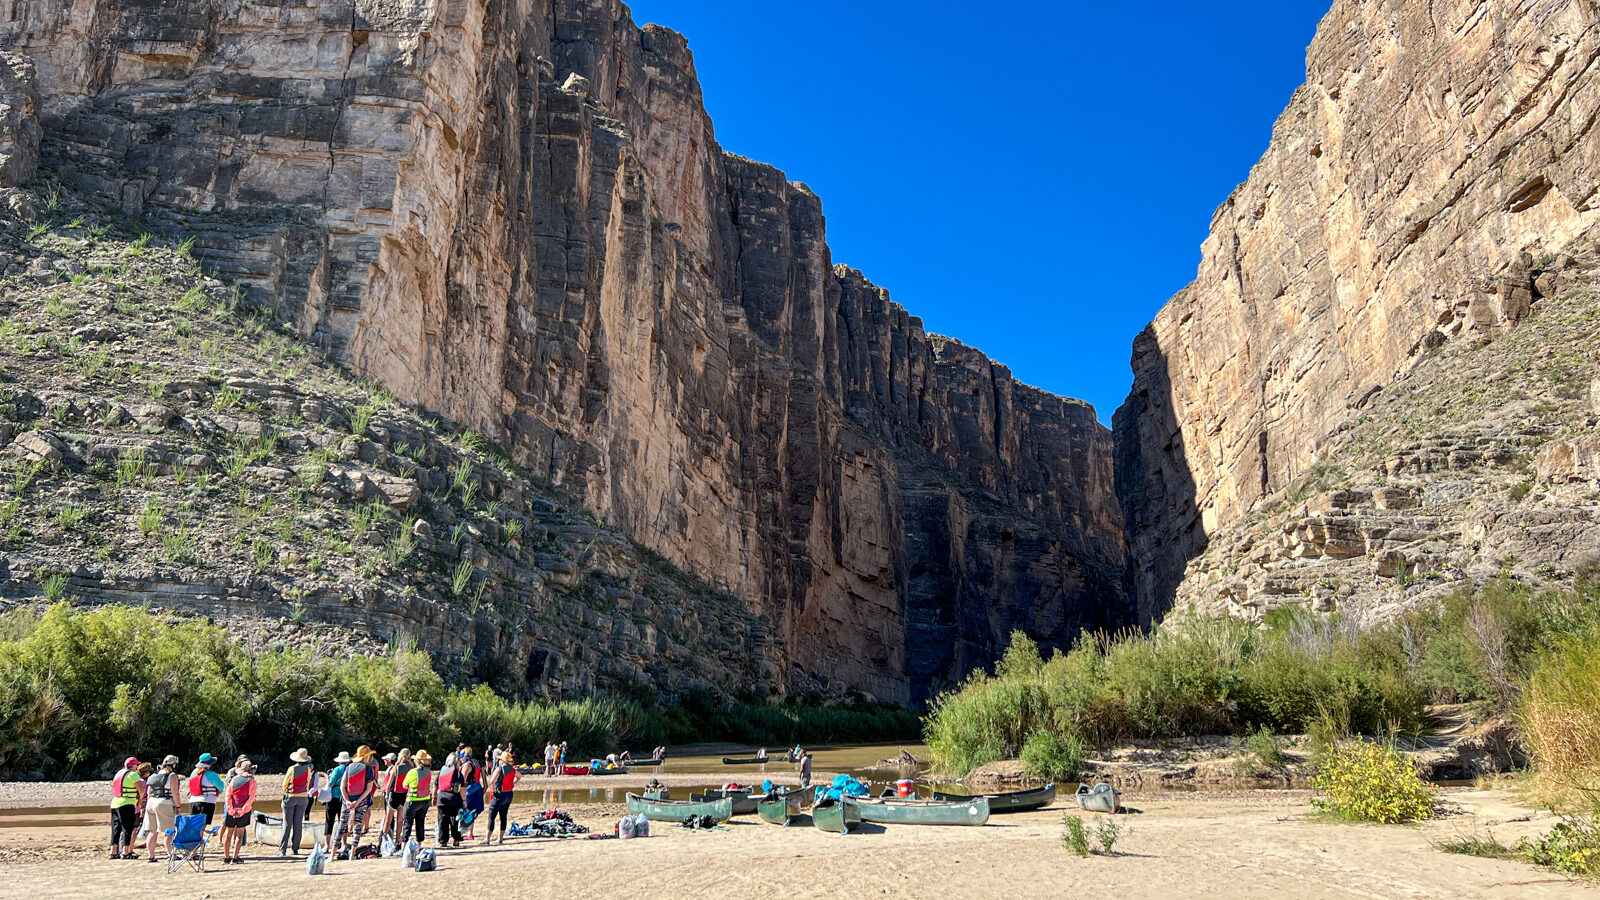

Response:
(561, 764), (626, 775)
(626, 752), (668, 764)
(690, 789), (757, 815)
(721, 754), (796, 765)
(855, 796), (989, 826)
(810, 796), (861, 834)
(756, 793), (801, 826)
(1075, 782), (1120, 814)
(931, 783), (1056, 813)
(251, 812), (325, 846)
(625, 793), (734, 823)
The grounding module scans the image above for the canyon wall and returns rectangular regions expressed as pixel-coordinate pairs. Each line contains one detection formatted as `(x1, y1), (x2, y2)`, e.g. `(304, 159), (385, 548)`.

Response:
(1117, 0), (1600, 622)
(0, 0), (1128, 702)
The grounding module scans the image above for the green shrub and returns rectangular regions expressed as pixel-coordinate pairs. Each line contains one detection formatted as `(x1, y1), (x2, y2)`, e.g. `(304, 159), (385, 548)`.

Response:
(1243, 724), (1286, 769)
(1311, 739), (1436, 823)
(1062, 815), (1090, 857)
(1519, 816), (1600, 874)
(1518, 630), (1600, 811)
(1020, 729), (1085, 781)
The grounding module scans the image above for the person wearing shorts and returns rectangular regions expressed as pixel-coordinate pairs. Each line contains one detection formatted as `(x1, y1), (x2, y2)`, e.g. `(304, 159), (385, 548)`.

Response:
(142, 756), (180, 862)
(220, 760), (257, 864)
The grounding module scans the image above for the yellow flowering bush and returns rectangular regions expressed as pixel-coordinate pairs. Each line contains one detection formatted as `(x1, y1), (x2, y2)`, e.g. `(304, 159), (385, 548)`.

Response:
(1311, 739), (1436, 823)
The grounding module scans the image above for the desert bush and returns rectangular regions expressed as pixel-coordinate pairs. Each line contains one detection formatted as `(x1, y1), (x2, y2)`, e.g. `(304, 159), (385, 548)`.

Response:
(1519, 816), (1600, 875)
(1518, 630), (1600, 811)
(1311, 738), (1436, 823)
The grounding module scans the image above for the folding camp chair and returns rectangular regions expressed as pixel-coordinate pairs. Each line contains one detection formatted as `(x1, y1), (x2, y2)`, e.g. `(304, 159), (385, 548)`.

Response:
(166, 813), (218, 873)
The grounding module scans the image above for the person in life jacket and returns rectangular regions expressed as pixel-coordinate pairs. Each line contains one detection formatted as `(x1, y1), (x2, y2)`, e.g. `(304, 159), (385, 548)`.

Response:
(434, 753), (464, 848)
(485, 751), (517, 845)
(400, 749), (435, 845)
(278, 748), (315, 857)
(220, 759), (258, 864)
(457, 746), (484, 841)
(185, 753), (225, 825)
(142, 755), (181, 862)
(321, 750), (351, 853)
(379, 749), (413, 845)
(108, 755), (145, 859)
(335, 745), (379, 856)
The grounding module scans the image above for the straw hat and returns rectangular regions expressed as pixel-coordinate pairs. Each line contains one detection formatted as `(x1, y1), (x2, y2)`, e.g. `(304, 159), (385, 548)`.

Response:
(355, 745), (376, 761)
(290, 748), (311, 763)
(501, 751), (516, 765)
(415, 750), (433, 766)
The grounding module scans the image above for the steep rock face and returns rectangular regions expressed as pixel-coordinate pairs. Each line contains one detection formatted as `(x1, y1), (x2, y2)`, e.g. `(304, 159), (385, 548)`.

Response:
(1117, 0), (1600, 622)
(2, 0), (1128, 702)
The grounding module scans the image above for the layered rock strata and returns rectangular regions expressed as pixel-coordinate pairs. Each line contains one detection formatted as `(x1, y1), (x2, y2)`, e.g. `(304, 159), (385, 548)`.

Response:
(1, 0), (1128, 701)
(1117, 0), (1600, 622)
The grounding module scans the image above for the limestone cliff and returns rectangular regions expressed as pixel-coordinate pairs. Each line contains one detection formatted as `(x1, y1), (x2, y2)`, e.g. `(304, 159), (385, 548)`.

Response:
(1117, 0), (1600, 623)
(0, 0), (1128, 702)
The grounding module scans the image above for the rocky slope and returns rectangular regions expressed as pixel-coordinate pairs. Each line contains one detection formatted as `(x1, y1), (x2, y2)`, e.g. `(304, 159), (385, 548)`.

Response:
(0, 0), (1129, 702)
(0, 180), (787, 702)
(1117, 0), (1600, 622)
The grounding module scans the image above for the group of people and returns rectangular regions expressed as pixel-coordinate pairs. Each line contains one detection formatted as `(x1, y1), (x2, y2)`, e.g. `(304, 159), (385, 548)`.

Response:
(109, 744), (526, 864)
(109, 752), (258, 864)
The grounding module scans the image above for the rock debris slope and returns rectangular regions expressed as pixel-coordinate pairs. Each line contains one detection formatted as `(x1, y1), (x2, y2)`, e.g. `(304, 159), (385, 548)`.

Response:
(0, 0), (1128, 702)
(1117, 0), (1600, 622)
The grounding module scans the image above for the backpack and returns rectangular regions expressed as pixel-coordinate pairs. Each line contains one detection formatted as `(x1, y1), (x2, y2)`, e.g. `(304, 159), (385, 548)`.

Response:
(315, 772), (333, 804)
(306, 844), (327, 875)
(353, 844), (380, 860)
(413, 848), (436, 872)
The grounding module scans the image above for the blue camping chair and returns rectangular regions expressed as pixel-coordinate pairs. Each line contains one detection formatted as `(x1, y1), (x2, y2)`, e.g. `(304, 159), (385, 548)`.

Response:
(165, 813), (218, 873)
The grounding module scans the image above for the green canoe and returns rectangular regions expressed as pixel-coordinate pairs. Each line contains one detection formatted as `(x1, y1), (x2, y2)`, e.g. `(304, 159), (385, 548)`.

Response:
(642, 787), (670, 801)
(625, 792), (734, 823)
(855, 796), (990, 826)
(811, 796), (861, 834)
(756, 792), (801, 826)
(930, 783), (1056, 813)
(691, 789), (758, 815)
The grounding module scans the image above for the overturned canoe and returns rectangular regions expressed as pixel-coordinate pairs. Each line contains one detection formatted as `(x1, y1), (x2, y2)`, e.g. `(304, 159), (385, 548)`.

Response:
(855, 796), (990, 826)
(721, 755), (794, 765)
(1075, 782), (1120, 814)
(691, 789), (757, 815)
(810, 796), (861, 834)
(625, 793), (734, 823)
(931, 783), (1056, 813)
(756, 792), (801, 826)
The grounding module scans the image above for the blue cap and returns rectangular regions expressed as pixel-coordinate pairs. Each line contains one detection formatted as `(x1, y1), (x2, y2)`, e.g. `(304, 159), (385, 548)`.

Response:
(198, 753), (215, 765)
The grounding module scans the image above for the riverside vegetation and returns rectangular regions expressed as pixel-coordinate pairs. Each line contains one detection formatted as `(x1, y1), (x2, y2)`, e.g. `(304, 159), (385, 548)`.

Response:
(0, 602), (919, 779)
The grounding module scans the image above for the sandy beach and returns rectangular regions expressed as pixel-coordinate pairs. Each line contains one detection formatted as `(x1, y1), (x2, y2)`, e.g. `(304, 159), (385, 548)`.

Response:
(1, 787), (1594, 898)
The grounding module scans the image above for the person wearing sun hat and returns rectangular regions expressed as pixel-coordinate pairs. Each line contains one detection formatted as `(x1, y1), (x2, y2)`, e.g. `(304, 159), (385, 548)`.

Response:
(335, 745), (378, 857)
(321, 750), (351, 853)
(485, 749), (516, 845)
(400, 750), (435, 845)
(185, 753), (224, 825)
(108, 755), (144, 859)
(142, 755), (180, 862)
(278, 748), (314, 856)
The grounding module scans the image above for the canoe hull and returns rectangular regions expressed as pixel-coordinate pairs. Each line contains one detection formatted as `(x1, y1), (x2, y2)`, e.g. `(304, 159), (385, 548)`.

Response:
(642, 788), (670, 801)
(625, 793), (734, 823)
(690, 790), (757, 815)
(756, 795), (800, 826)
(855, 796), (990, 826)
(931, 783), (1056, 813)
(811, 797), (861, 834)
(1075, 782), (1120, 814)
(721, 755), (795, 765)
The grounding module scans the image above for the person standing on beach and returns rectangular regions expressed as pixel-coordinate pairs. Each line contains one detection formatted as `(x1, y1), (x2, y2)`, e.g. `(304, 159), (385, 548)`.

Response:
(545, 741), (557, 777)
(435, 752), (464, 848)
(184, 754), (223, 825)
(799, 751), (813, 788)
(142, 755), (180, 862)
(485, 750), (516, 845)
(379, 749), (412, 843)
(108, 755), (143, 859)
(559, 741), (568, 771)
(400, 750), (434, 845)
(336, 746), (378, 856)
(322, 750), (350, 852)
(458, 746), (484, 841)
(220, 760), (257, 864)
(278, 748), (314, 856)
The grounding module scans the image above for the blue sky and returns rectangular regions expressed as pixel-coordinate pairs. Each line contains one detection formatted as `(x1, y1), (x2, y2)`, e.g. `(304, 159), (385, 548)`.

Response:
(624, 1), (1332, 422)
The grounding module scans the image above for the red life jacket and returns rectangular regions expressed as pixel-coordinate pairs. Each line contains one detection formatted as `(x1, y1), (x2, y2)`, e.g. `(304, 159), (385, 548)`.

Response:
(437, 768), (455, 793)
(496, 764), (516, 792)
(345, 763), (369, 796)
(226, 775), (253, 808)
(287, 763), (313, 794)
(412, 769), (433, 799)
(110, 768), (139, 802)
(188, 774), (202, 797)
